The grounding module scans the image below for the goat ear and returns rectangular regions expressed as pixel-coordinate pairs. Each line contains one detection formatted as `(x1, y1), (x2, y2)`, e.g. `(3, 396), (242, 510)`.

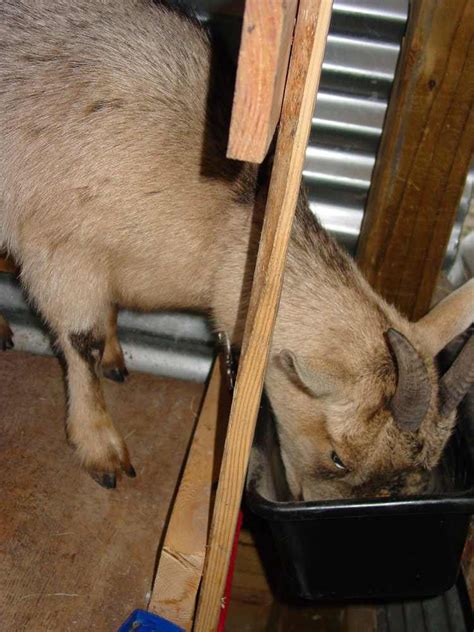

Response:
(415, 279), (474, 356)
(280, 350), (336, 398)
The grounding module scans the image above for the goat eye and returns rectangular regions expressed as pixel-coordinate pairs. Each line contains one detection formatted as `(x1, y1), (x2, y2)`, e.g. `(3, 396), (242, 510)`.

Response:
(331, 451), (346, 470)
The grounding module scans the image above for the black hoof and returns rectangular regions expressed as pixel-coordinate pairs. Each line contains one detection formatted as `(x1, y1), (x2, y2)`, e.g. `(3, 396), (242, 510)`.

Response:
(93, 472), (116, 489)
(124, 464), (136, 478)
(103, 367), (127, 383)
(1, 336), (14, 351)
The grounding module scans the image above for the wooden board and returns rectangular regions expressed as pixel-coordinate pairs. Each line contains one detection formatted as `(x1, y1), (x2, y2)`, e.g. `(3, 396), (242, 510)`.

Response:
(226, 0), (298, 163)
(0, 351), (203, 631)
(356, 0), (474, 320)
(149, 359), (231, 630)
(194, 2), (333, 629)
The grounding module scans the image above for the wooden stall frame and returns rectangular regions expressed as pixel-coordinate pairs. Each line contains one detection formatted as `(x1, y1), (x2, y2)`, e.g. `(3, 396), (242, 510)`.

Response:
(148, 358), (231, 630)
(356, 0), (474, 320)
(195, 1), (333, 629)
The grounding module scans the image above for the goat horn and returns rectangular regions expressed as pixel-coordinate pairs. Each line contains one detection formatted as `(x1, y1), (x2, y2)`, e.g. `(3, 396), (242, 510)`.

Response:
(386, 329), (431, 432)
(439, 334), (474, 417)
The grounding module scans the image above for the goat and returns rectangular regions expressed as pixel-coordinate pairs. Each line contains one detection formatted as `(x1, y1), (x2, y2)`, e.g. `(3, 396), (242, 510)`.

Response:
(0, 0), (472, 498)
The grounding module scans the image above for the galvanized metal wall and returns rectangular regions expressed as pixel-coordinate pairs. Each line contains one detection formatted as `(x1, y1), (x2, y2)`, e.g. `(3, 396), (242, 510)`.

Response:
(201, 0), (472, 261)
(0, 0), (472, 382)
(305, 0), (409, 254)
(306, 0), (473, 263)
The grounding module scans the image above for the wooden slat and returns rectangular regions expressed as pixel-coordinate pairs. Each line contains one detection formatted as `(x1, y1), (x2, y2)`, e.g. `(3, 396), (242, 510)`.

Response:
(226, 0), (298, 163)
(194, 2), (333, 629)
(356, 0), (474, 319)
(149, 359), (230, 630)
(343, 606), (378, 631)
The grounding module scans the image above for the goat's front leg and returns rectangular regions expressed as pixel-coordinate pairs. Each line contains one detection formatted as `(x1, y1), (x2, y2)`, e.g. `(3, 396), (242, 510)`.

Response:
(60, 328), (135, 488)
(0, 312), (13, 350)
(101, 304), (128, 383)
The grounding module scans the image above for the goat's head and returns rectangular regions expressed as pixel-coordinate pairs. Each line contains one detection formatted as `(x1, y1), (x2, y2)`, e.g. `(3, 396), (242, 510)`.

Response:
(267, 279), (474, 501)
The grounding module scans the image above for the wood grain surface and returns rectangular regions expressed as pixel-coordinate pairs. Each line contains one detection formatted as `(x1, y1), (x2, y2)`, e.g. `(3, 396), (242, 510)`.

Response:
(226, 0), (298, 163)
(194, 1), (333, 629)
(149, 359), (231, 630)
(356, 0), (474, 319)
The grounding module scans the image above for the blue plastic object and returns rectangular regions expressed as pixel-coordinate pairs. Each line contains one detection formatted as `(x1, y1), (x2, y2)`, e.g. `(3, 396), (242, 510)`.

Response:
(118, 610), (184, 632)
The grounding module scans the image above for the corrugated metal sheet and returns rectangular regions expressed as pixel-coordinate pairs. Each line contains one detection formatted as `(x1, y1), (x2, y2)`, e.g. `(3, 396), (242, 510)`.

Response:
(0, 273), (214, 382)
(182, 0), (474, 261)
(1, 1), (472, 383)
(305, 0), (473, 262)
(200, 0), (415, 255)
(305, 0), (409, 253)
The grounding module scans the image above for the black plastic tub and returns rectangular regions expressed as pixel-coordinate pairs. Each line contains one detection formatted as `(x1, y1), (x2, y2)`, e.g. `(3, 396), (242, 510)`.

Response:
(246, 392), (474, 601)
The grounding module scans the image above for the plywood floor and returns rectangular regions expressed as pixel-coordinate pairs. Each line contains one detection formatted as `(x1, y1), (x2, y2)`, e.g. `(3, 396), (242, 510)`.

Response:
(0, 351), (203, 631)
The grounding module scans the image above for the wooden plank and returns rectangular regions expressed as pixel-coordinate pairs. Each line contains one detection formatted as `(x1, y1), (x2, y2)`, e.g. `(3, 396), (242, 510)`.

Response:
(194, 2), (333, 629)
(148, 359), (230, 630)
(343, 606), (378, 631)
(356, 0), (474, 319)
(268, 600), (377, 632)
(226, 0), (298, 163)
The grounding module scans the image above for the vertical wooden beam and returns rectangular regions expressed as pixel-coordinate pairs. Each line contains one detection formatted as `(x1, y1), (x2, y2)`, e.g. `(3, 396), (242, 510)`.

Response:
(356, 0), (474, 319)
(226, 0), (298, 163)
(148, 359), (230, 630)
(194, 2), (333, 629)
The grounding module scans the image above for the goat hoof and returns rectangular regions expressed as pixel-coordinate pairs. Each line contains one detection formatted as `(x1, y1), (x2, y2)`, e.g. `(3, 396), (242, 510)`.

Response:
(92, 472), (117, 489)
(1, 335), (14, 351)
(103, 366), (128, 383)
(123, 463), (136, 478)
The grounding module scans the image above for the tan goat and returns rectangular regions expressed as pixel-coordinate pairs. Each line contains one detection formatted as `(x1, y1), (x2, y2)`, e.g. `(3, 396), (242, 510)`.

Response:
(0, 0), (473, 498)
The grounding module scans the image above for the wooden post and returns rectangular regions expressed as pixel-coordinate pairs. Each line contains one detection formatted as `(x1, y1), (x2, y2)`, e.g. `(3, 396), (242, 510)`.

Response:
(356, 0), (474, 319)
(148, 359), (231, 630)
(194, 1), (333, 629)
(226, 0), (298, 163)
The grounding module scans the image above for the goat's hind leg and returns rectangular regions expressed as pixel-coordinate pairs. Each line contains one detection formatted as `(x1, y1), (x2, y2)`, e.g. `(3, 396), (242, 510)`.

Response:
(102, 304), (128, 383)
(0, 312), (13, 350)
(22, 258), (136, 487)
(60, 325), (136, 487)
